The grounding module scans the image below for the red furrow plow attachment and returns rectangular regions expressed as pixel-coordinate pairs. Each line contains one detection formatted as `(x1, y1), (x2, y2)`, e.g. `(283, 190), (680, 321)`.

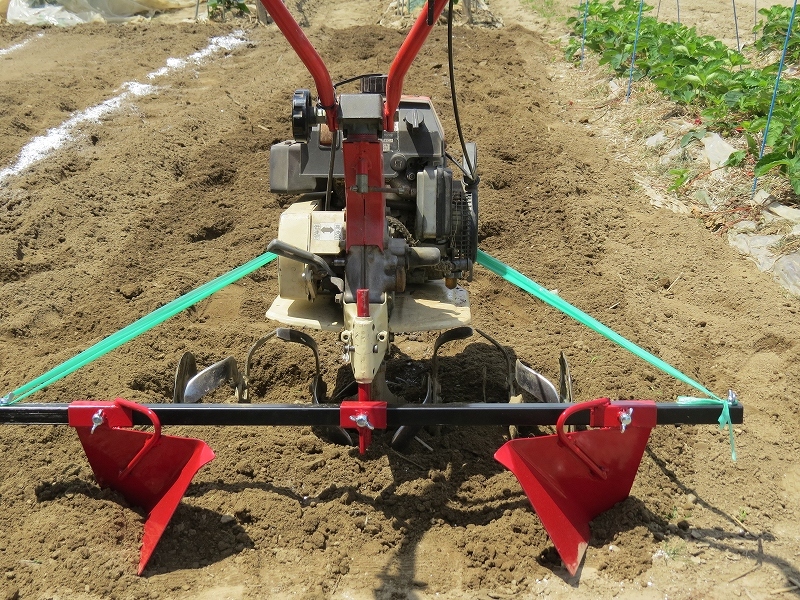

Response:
(0, 398), (740, 574)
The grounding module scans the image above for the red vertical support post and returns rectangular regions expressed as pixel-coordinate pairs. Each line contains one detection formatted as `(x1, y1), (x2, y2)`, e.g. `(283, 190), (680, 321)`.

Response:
(343, 137), (386, 250)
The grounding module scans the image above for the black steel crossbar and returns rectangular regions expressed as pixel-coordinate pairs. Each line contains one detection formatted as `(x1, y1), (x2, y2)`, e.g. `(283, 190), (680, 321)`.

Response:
(0, 402), (742, 427)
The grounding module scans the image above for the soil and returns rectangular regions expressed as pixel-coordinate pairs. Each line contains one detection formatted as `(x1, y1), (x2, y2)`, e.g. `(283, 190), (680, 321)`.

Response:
(1, 0), (800, 599)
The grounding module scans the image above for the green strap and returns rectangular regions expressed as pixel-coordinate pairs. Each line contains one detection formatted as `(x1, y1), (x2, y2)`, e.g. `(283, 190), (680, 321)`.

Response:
(476, 250), (737, 460)
(1, 252), (277, 405)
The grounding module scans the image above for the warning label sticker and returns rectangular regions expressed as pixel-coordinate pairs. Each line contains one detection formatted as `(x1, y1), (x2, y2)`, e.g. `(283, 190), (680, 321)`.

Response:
(312, 223), (344, 241)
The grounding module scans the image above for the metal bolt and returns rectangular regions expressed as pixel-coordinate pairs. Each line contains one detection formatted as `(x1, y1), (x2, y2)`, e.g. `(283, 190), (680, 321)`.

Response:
(0, 393), (13, 406)
(619, 408), (633, 433)
(90, 410), (105, 434)
(350, 414), (374, 430)
(728, 389), (738, 404)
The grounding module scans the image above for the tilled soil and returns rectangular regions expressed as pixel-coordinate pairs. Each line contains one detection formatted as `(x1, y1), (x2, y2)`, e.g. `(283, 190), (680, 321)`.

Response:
(1, 1), (799, 598)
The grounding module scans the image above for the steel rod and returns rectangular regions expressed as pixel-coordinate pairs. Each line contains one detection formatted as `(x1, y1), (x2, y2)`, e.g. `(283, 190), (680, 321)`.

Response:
(0, 402), (743, 427)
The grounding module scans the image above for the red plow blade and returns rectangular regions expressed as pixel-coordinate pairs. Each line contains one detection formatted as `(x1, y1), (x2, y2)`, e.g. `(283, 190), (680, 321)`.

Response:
(69, 399), (214, 575)
(494, 399), (656, 575)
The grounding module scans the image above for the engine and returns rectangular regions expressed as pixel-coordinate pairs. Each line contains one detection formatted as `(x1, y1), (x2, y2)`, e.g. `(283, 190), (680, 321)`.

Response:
(268, 77), (478, 312)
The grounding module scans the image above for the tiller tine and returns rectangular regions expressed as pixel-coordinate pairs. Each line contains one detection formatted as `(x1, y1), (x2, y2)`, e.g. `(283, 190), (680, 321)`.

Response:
(68, 398), (215, 575)
(494, 398), (656, 576)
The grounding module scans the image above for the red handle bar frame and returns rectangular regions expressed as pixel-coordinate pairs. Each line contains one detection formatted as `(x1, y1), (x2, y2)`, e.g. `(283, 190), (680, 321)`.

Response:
(258, 0), (450, 132)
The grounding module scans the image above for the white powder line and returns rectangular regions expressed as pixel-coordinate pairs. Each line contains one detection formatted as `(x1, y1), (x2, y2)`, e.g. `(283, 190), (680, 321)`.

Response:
(0, 31), (248, 187)
(0, 32), (45, 58)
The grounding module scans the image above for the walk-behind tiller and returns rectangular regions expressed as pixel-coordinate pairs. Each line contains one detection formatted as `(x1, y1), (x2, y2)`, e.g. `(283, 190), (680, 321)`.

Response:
(0, 0), (742, 578)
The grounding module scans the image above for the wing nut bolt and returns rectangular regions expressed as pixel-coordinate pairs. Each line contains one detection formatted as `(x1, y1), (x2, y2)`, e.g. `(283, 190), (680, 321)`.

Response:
(349, 413), (374, 430)
(618, 408), (633, 433)
(91, 410), (105, 434)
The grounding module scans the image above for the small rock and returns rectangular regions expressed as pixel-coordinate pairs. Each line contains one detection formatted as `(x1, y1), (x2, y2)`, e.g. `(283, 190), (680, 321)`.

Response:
(220, 515), (235, 524)
(690, 530), (702, 540)
(608, 544), (620, 553)
(235, 461), (255, 478)
(304, 458), (326, 473)
(118, 284), (143, 300)
(311, 531), (326, 549)
(677, 520), (690, 531)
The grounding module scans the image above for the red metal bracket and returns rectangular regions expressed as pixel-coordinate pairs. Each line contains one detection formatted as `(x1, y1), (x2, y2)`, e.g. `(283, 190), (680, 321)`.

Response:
(343, 135), (386, 250)
(69, 399), (214, 575)
(495, 399), (657, 576)
(340, 400), (387, 455)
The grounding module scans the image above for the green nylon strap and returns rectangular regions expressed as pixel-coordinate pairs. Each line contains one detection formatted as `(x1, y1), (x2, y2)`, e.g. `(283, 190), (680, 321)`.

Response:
(476, 250), (736, 460)
(1, 252), (277, 406)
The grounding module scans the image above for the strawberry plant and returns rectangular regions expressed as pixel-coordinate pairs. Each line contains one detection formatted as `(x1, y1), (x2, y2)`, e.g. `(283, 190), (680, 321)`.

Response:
(568, 0), (800, 195)
(208, 0), (249, 21)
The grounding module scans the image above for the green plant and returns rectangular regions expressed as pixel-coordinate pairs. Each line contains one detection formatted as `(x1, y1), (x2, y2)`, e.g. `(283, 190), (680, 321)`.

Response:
(754, 5), (800, 64)
(208, 0), (249, 21)
(668, 168), (691, 191)
(568, 0), (800, 195)
(523, 0), (559, 19)
(662, 539), (687, 560)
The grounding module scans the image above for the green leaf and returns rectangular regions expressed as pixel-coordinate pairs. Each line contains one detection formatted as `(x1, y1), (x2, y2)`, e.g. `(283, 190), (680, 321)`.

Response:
(754, 152), (793, 177)
(681, 128), (707, 148)
(745, 133), (759, 155)
(722, 150), (747, 167)
(668, 168), (691, 191)
(791, 174), (800, 195)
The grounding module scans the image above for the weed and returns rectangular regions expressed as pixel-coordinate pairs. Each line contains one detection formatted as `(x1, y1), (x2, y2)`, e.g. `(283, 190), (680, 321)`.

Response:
(208, 0), (249, 21)
(523, 0), (559, 19)
(739, 507), (748, 522)
(662, 539), (687, 560)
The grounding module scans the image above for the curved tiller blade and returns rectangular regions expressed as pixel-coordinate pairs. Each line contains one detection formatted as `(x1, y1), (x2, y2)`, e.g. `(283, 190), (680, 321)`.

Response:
(494, 399), (656, 576)
(69, 399), (215, 575)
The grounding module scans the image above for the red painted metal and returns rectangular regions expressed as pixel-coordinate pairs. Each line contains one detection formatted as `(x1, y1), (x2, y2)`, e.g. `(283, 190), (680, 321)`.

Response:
(340, 400), (387, 455)
(258, 0), (338, 131)
(69, 399), (214, 575)
(384, 0), (449, 130)
(343, 136), (385, 250)
(494, 399), (657, 576)
(356, 288), (370, 317)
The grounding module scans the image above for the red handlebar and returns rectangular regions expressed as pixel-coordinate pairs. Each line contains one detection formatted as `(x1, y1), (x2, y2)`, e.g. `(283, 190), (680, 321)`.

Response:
(259, 0), (338, 131)
(384, 0), (449, 130)
(258, 0), (450, 132)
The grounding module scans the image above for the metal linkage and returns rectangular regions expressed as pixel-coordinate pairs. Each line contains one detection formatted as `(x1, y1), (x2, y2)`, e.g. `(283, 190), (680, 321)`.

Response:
(0, 400), (743, 427)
